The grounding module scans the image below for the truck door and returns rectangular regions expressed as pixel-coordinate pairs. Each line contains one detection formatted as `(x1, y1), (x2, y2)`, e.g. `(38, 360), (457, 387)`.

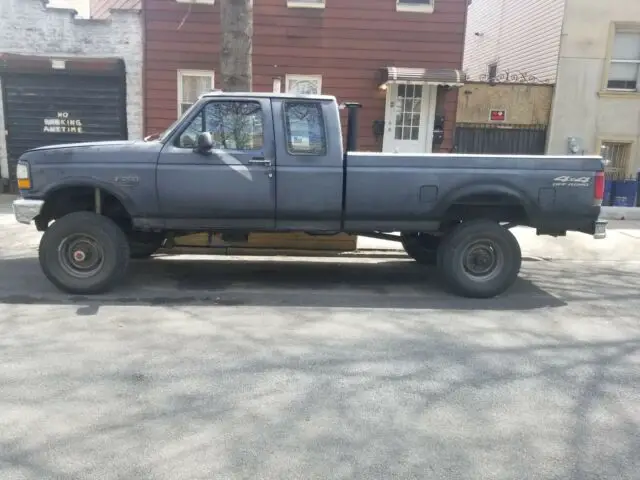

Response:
(156, 97), (276, 229)
(271, 98), (344, 230)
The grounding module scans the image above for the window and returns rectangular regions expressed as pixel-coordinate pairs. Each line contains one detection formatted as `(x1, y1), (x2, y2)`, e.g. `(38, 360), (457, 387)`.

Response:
(177, 101), (264, 151)
(287, 0), (325, 8)
(396, 0), (434, 13)
(285, 75), (322, 95)
(607, 29), (640, 91)
(488, 63), (498, 82)
(178, 70), (215, 116)
(284, 102), (327, 155)
(601, 142), (633, 180)
(176, 0), (215, 4)
(395, 84), (423, 141)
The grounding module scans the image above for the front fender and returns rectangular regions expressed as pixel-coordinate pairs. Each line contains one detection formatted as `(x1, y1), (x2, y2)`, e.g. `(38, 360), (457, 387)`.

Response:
(41, 177), (139, 217)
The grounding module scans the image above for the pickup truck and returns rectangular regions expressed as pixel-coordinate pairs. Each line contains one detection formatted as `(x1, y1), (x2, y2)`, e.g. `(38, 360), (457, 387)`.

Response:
(12, 91), (607, 298)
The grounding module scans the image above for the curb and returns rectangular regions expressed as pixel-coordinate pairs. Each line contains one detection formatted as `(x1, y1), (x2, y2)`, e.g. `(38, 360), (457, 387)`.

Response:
(600, 206), (640, 221)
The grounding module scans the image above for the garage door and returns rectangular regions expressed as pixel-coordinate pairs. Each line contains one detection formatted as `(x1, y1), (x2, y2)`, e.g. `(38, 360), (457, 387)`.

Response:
(3, 71), (127, 189)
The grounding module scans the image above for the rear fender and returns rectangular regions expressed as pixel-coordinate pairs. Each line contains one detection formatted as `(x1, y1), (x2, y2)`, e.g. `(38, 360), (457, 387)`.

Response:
(436, 182), (538, 219)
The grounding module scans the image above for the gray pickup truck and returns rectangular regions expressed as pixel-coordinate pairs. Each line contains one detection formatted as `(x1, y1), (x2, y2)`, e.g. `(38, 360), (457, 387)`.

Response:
(12, 91), (607, 298)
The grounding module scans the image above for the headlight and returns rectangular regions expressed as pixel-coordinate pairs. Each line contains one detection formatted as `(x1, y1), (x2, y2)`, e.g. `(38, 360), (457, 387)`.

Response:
(16, 162), (32, 190)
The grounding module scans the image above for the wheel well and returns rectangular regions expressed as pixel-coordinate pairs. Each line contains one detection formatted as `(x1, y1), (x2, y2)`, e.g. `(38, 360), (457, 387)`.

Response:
(443, 193), (530, 225)
(37, 186), (133, 232)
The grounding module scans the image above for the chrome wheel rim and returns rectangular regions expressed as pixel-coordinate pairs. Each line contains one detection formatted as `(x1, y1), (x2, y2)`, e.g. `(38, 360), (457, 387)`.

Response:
(58, 234), (105, 278)
(461, 240), (503, 281)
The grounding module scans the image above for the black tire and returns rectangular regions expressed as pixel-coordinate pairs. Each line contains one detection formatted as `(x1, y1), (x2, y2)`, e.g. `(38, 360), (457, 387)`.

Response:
(128, 233), (165, 259)
(38, 211), (130, 294)
(437, 219), (522, 298)
(400, 233), (441, 265)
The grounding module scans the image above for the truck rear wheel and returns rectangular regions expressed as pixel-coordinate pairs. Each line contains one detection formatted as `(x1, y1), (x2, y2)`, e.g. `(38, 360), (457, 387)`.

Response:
(400, 233), (440, 265)
(437, 220), (522, 298)
(38, 212), (130, 294)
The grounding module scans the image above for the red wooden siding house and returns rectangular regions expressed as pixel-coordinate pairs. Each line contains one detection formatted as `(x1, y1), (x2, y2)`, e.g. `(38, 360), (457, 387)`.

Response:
(96, 0), (467, 153)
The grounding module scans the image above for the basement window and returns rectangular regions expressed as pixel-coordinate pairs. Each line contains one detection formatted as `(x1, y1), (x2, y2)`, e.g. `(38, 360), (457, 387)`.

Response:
(287, 0), (325, 8)
(397, 0), (434, 13)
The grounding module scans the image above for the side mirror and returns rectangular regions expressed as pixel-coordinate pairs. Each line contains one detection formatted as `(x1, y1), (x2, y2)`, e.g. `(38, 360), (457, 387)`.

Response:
(195, 132), (213, 153)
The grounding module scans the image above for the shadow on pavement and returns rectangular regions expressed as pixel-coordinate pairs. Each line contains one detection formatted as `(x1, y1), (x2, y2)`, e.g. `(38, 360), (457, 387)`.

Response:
(0, 256), (565, 311)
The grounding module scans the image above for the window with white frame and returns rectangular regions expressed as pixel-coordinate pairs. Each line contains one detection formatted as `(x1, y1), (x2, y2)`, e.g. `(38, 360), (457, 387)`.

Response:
(178, 70), (215, 116)
(285, 75), (322, 95)
(607, 28), (640, 91)
(287, 0), (325, 8)
(396, 0), (434, 13)
(176, 0), (215, 4)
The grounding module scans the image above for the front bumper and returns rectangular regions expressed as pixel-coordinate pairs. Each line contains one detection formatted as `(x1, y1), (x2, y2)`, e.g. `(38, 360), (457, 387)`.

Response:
(13, 198), (44, 225)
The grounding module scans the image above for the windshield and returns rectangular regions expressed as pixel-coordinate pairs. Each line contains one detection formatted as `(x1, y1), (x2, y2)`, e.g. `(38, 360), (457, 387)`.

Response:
(156, 102), (201, 143)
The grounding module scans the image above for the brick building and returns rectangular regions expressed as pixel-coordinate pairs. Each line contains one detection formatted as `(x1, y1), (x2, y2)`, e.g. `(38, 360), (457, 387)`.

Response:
(0, 0), (142, 192)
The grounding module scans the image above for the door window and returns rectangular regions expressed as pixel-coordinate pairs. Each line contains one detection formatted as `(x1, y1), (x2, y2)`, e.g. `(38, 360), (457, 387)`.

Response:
(395, 84), (423, 141)
(177, 101), (264, 150)
(283, 101), (327, 155)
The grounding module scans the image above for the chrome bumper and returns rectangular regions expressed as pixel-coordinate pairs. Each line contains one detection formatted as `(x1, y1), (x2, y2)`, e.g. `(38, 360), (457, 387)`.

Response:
(13, 198), (45, 225)
(594, 219), (607, 240)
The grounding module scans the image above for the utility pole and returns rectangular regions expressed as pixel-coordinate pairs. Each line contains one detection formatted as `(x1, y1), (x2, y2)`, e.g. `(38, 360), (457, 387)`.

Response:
(219, 0), (253, 92)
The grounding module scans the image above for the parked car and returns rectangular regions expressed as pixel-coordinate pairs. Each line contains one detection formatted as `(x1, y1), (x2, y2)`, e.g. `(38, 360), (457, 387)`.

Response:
(12, 92), (606, 298)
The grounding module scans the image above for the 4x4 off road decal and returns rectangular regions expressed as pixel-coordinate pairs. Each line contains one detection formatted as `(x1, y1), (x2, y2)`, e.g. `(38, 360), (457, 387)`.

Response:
(552, 176), (592, 188)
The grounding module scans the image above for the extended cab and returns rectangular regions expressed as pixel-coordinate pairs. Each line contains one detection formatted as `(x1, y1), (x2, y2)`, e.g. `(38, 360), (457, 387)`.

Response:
(12, 92), (607, 298)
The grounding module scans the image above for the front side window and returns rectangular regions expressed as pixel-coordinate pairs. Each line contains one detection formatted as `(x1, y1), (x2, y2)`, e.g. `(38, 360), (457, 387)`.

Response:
(177, 101), (264, 150)
(607, 30), (640, 91)
(284, 101), (327, 155)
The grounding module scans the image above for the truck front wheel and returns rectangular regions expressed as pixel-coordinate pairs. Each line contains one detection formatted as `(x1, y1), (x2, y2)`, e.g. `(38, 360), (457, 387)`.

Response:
(38, 212), (130, 294)
(437, 220), (522, 298)
(400, 233), (441, 265)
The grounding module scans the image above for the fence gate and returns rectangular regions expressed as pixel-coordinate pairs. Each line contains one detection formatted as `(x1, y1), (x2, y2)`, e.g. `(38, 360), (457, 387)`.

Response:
(454, 124), (548, 155)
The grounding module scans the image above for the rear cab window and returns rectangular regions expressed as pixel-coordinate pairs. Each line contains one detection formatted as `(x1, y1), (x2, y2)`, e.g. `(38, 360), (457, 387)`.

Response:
(283, 101), (327, 156)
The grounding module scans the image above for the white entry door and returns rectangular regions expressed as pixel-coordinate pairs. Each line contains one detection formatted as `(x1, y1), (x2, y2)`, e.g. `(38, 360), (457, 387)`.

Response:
(383, 83), (436, 154)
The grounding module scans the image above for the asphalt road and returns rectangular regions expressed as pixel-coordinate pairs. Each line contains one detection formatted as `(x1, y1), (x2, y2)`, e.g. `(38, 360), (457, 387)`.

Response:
(1, 213), (640, 479)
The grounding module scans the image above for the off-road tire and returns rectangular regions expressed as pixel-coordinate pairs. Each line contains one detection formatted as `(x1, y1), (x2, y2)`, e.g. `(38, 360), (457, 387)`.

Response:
(400, 233), (441, 265)
(437, 219), (522, 298)
(38, 211), (130, 294)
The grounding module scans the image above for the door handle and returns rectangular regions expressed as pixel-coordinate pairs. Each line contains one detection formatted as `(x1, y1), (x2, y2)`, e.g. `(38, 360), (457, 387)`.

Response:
(249, 158), (272, 166)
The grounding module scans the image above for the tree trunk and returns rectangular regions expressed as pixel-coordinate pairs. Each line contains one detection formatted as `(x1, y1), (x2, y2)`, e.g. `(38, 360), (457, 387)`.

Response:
(219, 0), (253, 92)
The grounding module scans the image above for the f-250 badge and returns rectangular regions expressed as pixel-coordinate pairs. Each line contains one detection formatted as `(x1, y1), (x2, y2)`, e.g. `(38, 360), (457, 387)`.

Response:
(115, 175), (139, 186)
(552, 176), (591, 187)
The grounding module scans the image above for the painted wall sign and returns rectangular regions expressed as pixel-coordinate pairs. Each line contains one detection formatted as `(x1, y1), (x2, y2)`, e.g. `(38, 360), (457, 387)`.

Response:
(43, 111), (84, 134)
(489, 109), (506, 122)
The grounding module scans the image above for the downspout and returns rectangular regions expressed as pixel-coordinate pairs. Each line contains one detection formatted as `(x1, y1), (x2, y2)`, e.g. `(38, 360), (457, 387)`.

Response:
(546, 0), (569, 153)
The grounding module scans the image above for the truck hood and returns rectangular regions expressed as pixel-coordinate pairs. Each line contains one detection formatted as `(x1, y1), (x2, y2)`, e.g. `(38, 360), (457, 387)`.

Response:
(29, 140), (143, 152)
(21, 139), (164, 165)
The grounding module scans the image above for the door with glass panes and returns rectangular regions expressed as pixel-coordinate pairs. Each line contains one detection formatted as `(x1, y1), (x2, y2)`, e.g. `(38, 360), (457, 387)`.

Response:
(383, 83), (435, 154)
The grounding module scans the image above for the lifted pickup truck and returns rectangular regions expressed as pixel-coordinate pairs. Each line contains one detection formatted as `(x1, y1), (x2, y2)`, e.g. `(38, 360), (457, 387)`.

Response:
(12, 91), (606, 298)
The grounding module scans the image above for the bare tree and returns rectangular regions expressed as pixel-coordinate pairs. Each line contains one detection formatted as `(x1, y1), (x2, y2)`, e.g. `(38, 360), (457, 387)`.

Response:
(219, 0), (253, 92)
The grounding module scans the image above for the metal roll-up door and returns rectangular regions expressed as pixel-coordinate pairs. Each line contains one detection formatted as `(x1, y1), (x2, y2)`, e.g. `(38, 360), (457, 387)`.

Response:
(3, 71), (127, 189)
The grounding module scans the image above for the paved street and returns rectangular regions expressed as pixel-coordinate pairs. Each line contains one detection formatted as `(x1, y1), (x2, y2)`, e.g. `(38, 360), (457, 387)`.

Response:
(1, 199), (640, 479)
